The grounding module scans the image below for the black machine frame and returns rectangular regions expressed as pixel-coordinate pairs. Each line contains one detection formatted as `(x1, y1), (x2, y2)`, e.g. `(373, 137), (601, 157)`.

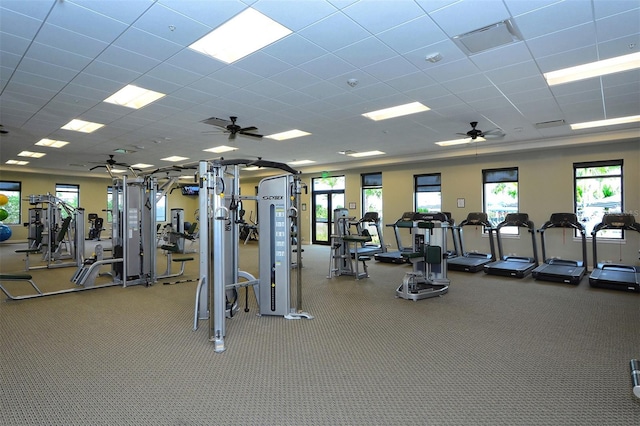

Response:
(484, 213), (539, 278)
(589, 213), (640, 293)
(531, 212), (587, 285)
(448, 212), (496, 273)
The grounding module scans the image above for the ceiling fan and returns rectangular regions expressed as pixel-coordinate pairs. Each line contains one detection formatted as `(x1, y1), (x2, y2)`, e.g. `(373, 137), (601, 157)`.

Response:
(89, 154), (132, 171)
(201, 116), (263, 140)
(457, 121), (505, 140)
(0, 124), (9, 135)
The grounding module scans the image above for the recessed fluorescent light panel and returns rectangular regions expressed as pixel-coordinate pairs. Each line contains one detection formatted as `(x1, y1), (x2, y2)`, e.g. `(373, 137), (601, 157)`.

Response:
(203, 145), (238, 154)
(104, 85), (166, 109)
(18, 151), (46, 158)
(243, 166), (260, 171)
(265, 130), (311, 141)
(544, 52), (640, 86)
(570, 115), (640, 130)
(436, 137), (485, 146)
(362, 102), (430, 121)
(189, 8), (292, 64)
(35, 138), (69, 148)
(289, 160), (315, 165)
(61, 119), (104, 133)
(348, 150), (385, 158)
(6, 160), (29, 165)
(130, 163), (154, 169)
(161, 156), (189, 162)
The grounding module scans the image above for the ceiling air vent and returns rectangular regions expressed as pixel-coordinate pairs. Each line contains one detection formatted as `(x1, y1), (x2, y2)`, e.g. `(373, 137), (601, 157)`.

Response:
(453, 19), (522, 55)
(535, 119), (566, 129)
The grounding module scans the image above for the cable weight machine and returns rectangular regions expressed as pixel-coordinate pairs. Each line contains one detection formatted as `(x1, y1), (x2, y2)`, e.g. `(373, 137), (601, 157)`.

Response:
(193, 159), (312, 353)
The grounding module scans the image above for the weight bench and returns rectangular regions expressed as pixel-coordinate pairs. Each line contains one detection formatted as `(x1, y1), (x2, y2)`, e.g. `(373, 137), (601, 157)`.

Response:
(159, 244), (194, 279)
(14, 248), (42, 271)
(0, 273), (43, 300)
(341, 232), (372, 280)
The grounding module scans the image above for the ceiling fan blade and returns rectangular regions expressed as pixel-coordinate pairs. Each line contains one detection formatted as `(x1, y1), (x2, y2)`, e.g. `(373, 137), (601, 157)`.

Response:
(89, 165), (105, 171)
(482, 128), (505, 139)
(202, 116), (232, 128)
(228, 132), (237, 140)
(239, 126), (258, 132)
(239, 131), (263, 138)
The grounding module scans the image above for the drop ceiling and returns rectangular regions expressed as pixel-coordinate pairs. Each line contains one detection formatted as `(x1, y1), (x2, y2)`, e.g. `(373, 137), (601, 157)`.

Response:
(0, 0), (638, 177)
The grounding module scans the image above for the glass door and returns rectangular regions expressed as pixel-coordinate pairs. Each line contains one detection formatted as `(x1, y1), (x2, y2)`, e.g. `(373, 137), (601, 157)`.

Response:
(311, 176), (345, 245)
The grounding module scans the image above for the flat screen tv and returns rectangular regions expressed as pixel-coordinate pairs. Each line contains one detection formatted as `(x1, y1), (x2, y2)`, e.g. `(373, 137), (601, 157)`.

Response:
(181, 185), (199, 196)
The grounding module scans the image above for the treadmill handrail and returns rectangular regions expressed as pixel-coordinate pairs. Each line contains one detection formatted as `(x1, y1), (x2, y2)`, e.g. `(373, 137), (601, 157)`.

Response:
(494, 213), (538, 264)
(538, 212), (588, 271)
(591, 213), (640, 267)
(455, 212), (496, 260)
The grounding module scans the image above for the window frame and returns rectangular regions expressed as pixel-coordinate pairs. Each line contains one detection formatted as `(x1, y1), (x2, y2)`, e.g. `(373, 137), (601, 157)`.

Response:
(483, 167), (519, 234)
(573, 159), (623, 239)
(361, 172), (382, 218)
(414, 173), (442, 213)
(0, 180), (22, 225)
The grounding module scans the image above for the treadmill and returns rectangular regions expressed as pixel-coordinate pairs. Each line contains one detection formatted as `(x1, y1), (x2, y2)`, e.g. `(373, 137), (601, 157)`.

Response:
(531, 213), (587, 285)
(348, 212), (386, 258)
(448, 212), (496, 273)
(375, 212), (417, 264)
(589, 213), (640, 293)
(440, 211), (460, 260)
(483, 213), (539, 278)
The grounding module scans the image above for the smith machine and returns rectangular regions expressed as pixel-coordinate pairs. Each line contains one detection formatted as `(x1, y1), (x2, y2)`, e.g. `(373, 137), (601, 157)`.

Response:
(193, 159), (313, 353)
(16, 194), (85, 270)
(1, 175), (158, 300)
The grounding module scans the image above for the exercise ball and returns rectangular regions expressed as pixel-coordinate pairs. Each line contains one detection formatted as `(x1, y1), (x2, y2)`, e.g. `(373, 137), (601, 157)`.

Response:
(0, 193), (7, 206)
(0, 224), (12, 242)
(0, 208), (8, 221)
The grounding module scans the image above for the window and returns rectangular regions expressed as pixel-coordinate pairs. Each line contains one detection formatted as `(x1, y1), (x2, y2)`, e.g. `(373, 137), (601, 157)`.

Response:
(107, 186), (114, 223)
(0, 181), (21, 225)
(414, 173), (441, 213)
(361, 172), (382, 217)
(56, 183), (79, 218)
(574, 160), (623, 239)
(483, 168), (518, 233)
(362, 172), (382, 244)
(107, 186), (165, 222)
(156, 194), (167, 222)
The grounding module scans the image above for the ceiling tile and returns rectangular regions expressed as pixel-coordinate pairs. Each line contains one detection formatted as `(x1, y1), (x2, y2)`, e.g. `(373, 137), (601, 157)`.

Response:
(270, 68), (321, 91)
(113, 27), (183, 62)
(376, 15), (448, 54)
(0, 6), (44, 40)
(68, 0), (154, 24)
(298, 12), (370, 51)
(132, 2), (211, 45)
(26, 42), (94, 72)
(17, 57), (79, 82)
(526, 23), (597, 59)
(96, 46), (161, 74)
(334, 37), (399, 68)
(253, 0), (337, 31)
(515, 1), (594, 39)
(342, 0), (425, 34)
(428, 0), (511, 38)
(297, 53), (357, 80)
(596, 7), (640, 42)
(47, 0), (129, 43)
(262, 34), (329, 67)
(235, 51), (291, 78)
